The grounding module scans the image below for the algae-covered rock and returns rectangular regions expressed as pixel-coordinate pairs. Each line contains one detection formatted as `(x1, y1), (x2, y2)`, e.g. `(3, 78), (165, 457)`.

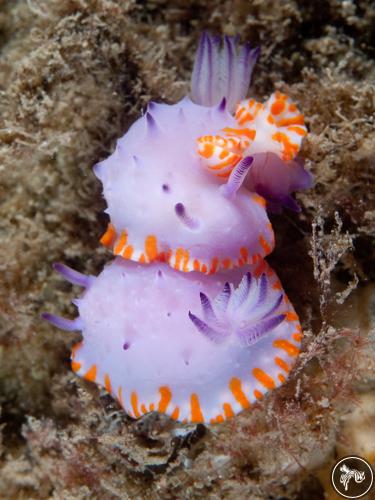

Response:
(0, 0), (374, 498)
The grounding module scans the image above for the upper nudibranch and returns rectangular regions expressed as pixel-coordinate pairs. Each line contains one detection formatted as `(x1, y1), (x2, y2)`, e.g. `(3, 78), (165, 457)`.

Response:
(95, 97), (275, 274)
(95, 33), (312, 274)
(44, 258), (302, 424)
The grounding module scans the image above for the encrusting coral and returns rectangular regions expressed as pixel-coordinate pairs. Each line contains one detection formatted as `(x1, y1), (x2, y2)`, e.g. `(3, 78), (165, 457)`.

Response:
(0, 0), (374, 499)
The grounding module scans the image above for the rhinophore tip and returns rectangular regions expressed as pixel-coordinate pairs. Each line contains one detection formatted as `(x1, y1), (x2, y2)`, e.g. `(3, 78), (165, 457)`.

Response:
(145, 111), (159, 134)
(42, 313), (82, 332)
(175, 203), (200, 230)
(220, 156), (253, 198)
(53, 263), (91, 287)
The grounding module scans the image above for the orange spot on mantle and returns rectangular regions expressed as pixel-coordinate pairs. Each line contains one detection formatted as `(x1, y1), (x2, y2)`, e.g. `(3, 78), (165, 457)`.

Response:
(273, 339), (300, 357)
(104, 374), (112, 393)
(223, 402), (235, 418)
(145, 235), (158, 262)
(229, 377), (250, 409)
(131, 391), (141, 418)
(83, 364), (97, 383)
(100, 223), (117, 248)
(271, 100), (285, 115)
(252, 368), (276, 389)
(274, 356), (290, 373)
(158, 386), (172, 413)
(190, 393), (204, 423)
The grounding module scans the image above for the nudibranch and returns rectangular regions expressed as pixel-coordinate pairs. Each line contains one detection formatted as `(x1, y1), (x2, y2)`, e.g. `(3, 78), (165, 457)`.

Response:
(96, 34), (311, 273)
(44, 32), (311, 425)
(44, 258), (302, 424)
(95, 97), (275, 274)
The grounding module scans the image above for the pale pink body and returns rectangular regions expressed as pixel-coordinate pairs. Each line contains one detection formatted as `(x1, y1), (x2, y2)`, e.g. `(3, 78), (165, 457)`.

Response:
(72, 258), (302, 424)
(45, 33), (310, 425)
(95, 98), (275, 273)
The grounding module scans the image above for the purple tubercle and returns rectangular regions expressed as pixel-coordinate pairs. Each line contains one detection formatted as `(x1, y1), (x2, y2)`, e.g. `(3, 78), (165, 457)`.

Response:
(175, 203), (200, 230)
(132, 155), (142, 167)
(280, 195), (302, 213)
(53, 263), (91, 287)
(217, 97), (227, 112)
(145, 111), (159, 132)
(256, 185), (302, 214)
(42, 313), (82, 332)
(123, 341), (130, 350)
(147, 101), (157, 111)
(191, 32), (260, 112)
(220, 156), (253, 198)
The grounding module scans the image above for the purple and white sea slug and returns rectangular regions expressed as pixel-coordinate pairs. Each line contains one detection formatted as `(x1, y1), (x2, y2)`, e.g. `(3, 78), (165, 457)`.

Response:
(95, 98), (274, 273)
(96, 34), (312, 273)
(44, 33), (310, 424)
(44, 258), (302, 424)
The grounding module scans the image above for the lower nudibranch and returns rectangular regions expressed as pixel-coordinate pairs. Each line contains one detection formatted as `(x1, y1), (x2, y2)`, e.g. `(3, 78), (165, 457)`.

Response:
(44, 259), (302, 424)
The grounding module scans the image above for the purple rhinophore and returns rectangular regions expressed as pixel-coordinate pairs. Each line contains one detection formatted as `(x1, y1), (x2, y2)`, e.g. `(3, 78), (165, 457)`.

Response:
(191, 32), (260, 112)
(175, 202), (200, 230)
(42, 313), (82, 332)
(220, 156), (253, 198)
(53, 263), (91, 287)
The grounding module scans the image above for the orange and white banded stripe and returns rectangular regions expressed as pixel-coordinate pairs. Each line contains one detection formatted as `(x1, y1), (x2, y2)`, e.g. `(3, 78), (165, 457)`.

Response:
(197, 91), (307, 171)
(265, 91), (307, 161)
(235, 98), (264, 125)
(197, 134), (244, 178)
(100, 222), (274, 274)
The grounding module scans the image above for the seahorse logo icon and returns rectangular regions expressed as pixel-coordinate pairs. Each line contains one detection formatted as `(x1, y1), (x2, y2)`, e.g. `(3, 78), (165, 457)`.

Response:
(331, 456), (374, 499)
(339, 463), (365, 491)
